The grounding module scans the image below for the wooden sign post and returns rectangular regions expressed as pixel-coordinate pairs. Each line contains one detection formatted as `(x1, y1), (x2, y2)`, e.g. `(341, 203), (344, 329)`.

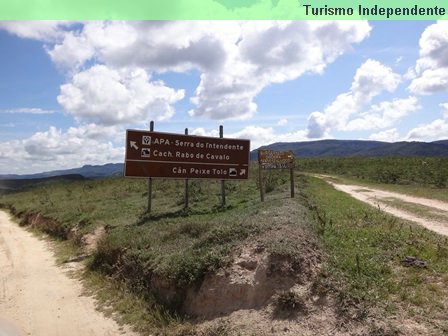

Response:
(124, 126), (250, 213)
(258, 150), (295, 201)
(220, 125), (226, 208)
(147, 121), (154, 213)
(258, 151), (265, 202)
(184, 128), (189, 209)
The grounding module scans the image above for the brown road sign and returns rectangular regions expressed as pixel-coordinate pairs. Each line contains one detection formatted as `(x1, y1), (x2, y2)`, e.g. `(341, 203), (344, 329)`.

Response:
(258, 150), (294, 169)
(125, 129), (250, 179)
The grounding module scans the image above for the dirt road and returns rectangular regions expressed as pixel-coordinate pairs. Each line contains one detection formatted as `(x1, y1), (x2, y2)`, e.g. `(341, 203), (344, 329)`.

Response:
(0, 211), (135, 336)
(318, 177), (448, 237)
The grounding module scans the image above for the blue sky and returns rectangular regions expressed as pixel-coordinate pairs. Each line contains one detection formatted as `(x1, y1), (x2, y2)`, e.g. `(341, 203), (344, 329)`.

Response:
(0, 20), (447, 174)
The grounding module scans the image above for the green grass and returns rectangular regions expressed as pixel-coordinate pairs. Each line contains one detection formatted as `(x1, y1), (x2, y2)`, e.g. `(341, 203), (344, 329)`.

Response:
(298, 174), (448, 332)
(2, 165), (448, 334)
(299, 156), (448, 194)
(0, 174), (262, 237)
(0, 168), (306, 334)
(88, 188), (309, 313)
(82, 271), (183, 335)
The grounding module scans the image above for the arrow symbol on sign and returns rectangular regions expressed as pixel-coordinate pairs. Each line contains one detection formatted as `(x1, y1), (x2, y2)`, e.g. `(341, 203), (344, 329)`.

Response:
(240, 169), (246, 176)
(130, 141), (139, 150)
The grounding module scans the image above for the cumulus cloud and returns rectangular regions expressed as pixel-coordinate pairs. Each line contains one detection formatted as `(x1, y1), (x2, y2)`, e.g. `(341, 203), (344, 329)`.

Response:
(0, 21), (75, 42)
(189, 125), (309, 150)
(189, 21), (371, 120)
(350, 59), (401, 102)
(307, 59), (401, 137)
(409, 21), (448, 94)
(406, 119), (448, 141)
(0, 20), (377, 173)
(404, 103), (448, 142)
(57, 65), (185, 125)
(47, 31), (96, 71)
(409, 68), (448, 94)
(230, 126), (309, 149)
(345, 96), (420, 131)
(229, 126), (278, 149)
(47, 21), (237, 73)
(441, 102), (448, 118)
(0, 121), (311, 174)
(190, 127), (219, 137)
(43, 21), (371, 121)
(0, 124), (124, 174)
(368, 128), (400, 142)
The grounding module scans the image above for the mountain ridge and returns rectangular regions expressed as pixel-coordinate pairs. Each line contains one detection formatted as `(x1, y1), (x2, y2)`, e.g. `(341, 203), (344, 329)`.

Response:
(250, 139), (448, 160)
(1, 139), (447, 180)
(0, 163), (123, 180)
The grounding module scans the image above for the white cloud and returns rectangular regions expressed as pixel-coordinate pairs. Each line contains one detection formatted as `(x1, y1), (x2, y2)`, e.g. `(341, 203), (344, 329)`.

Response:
(0, 21), (75, 42)
(189, 21), (371, 120)
(307, 59), (401, 138)
(409, 68), (448, 95)
(44, 21), (371, 121)
(440, 102), (448, 118)
(409, 21), (448, 95)
(1, 108), (55, 114)
(229, 126), (278, 149)
(0, 124), (124, 174)
(0, 21), (381, 172)
(190, 127), (219, 137)
(350, 59), (401, 102)
(307, 111), (331, 139)
(406, 119), (448, 141)
(416, 21), (448, 71)
(369, 128), (400, 142)
(277, 118), (288, 126)
(345, 96), (420, 131)
(47, 31), (96, 71)
(412, 104), (448, 144)
(57, 65), (185, 125)
(189, 125), (309, 150)
(0, 121), (311, 174)
(48, 21), (237, 73)
(228, 126), (307, 149)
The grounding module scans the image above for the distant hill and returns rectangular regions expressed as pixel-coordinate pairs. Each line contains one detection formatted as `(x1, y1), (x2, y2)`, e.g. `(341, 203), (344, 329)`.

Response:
(1, 140), (447, 181)
(433, 139), (448, 146)
(250, 139), (448, 160)
(0, 163), (123, 180)
(0, 174), (86, 195)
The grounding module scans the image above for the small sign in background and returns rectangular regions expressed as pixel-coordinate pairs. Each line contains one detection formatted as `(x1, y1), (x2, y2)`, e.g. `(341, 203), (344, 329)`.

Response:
(257, 149), (295, 201)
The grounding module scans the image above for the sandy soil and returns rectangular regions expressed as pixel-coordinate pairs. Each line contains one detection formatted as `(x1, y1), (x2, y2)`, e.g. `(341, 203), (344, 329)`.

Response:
(0, 211), (136, 336)
(318, 178), (448, 237)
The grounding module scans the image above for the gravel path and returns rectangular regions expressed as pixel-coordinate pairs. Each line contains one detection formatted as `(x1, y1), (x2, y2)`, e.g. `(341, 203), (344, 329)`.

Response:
(318, 177), (448, 237)
(0, 211), (136, 336)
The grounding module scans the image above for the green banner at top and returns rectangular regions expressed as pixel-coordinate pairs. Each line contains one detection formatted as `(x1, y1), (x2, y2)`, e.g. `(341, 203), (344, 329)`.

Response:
(1, 0), (447, 20)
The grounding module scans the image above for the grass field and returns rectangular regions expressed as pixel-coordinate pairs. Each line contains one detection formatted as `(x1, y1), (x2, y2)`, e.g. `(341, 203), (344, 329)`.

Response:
(1, 159), (448, 334)
(299, 156), (448, 189)
(298, 176), (448, 332)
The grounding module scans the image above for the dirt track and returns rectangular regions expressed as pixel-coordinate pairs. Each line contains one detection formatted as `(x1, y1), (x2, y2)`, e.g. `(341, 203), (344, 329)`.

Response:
(320, 178), (448, 237)
(0, 211), (135, 336)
